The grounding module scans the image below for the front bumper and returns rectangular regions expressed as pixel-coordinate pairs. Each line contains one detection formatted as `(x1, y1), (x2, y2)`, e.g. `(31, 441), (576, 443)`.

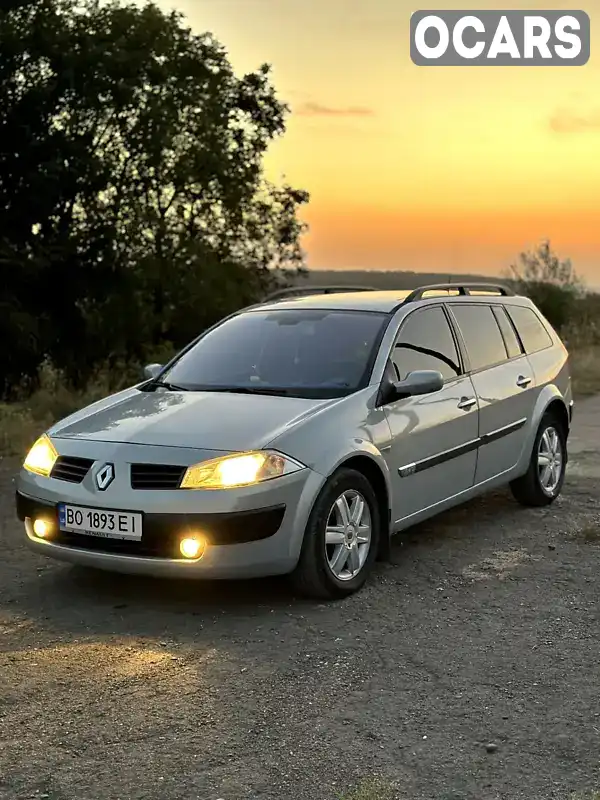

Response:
(16, 458), (325, 579)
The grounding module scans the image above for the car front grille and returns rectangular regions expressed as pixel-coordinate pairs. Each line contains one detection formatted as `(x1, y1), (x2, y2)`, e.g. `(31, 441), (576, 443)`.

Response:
(130, 464), (186, 490)
(50, 456), (94, 484)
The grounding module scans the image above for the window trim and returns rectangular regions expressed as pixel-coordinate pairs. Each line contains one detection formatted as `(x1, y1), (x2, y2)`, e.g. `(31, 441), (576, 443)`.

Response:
(160, 306), (393, 398)
(445, 302), (529, 376)
(491, 304), (524, 359)
(504, 303), (554, 356)
(385, 303), (466, 385)
(496, 304), (525, 354)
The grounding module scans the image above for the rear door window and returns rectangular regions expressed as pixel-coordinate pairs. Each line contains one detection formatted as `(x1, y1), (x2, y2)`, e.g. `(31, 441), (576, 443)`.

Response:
(506, 305), (553, 353)
(450, 304), (508, 372)
(393, 306), (462, 381)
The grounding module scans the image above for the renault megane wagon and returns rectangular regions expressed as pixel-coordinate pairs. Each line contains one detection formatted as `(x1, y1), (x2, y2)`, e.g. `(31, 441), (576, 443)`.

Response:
(16, 282), (573, 599)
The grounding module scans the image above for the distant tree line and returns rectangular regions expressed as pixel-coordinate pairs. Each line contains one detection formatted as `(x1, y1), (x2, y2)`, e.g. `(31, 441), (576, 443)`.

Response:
(0, 0), (308, 398)
(295, 241), (588, 337)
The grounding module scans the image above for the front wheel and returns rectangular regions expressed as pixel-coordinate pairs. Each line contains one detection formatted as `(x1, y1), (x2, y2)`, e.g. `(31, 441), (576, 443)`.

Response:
(510, 412), (567, 507)
(290, 468), (380, 600)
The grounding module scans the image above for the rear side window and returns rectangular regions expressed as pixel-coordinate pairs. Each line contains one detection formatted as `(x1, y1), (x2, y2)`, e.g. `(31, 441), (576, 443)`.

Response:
(492, 306), (522, 359)
(450, 304), (508, 371)
(393, 306), (461, 381)
(506, 305), (553, 353)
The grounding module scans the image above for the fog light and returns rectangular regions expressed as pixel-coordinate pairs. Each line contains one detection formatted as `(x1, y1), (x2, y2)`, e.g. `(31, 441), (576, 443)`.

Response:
(179, 536), (205, 559)
(33, 518), (51, 538)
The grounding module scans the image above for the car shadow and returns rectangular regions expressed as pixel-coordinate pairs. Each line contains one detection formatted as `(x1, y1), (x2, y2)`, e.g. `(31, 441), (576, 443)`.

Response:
(5, 564), (323, 659)
(389, 487), (518, 556)
(46, 565), (297, 613)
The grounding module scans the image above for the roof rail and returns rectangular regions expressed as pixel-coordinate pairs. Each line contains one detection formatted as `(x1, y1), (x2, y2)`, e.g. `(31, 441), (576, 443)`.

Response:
(403, 282), (514, 303)
(262, 285), (379, 303)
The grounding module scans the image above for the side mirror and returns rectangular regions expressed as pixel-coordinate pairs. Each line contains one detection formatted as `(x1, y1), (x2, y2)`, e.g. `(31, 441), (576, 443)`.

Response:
(379, 369), (444, 405)
(143, 363), (163, 380)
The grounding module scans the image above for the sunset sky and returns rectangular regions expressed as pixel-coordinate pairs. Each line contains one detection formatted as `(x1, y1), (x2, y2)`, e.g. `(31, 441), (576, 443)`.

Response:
(157, 0), (599, 281)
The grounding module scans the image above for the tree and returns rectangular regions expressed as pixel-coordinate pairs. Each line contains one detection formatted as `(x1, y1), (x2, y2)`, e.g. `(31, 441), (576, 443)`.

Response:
(506, 240), (582, 331)
(0, 0), (308, 394)
(509, 239), (580, 289)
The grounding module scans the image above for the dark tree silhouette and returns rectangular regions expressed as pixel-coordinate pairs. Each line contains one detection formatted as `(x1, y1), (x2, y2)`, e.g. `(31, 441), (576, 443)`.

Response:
(0, 0), (308, 395)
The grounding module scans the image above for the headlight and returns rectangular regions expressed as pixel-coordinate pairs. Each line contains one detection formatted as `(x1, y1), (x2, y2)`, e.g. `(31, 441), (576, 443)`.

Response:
(23, 434), (58, 477)
(180, 450), (305, 490)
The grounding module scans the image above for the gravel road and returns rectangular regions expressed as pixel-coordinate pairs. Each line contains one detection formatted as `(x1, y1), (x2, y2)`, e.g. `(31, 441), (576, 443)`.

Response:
(2, 399), (600, 800)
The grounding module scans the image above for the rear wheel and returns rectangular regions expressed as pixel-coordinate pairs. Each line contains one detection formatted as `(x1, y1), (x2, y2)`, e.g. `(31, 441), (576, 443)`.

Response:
(290, 468), (380, 600)
(510, 412), (567, 507)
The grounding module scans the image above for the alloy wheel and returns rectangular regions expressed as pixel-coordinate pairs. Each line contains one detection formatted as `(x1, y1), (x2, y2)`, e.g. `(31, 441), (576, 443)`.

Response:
(325, 489), (372, 581)
(537, 425), (564, 496)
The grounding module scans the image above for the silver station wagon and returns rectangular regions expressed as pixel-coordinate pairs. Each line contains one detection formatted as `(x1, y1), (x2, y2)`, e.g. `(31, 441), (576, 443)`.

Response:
(16, 282), (573, 599)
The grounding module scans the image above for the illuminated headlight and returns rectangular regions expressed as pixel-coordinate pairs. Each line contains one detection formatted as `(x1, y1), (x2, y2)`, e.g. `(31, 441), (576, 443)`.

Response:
(23, 434), (58, 477)
(180, 450), (305, 490)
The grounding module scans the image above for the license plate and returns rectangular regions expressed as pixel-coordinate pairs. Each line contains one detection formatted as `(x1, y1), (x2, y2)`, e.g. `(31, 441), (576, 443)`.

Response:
(57, 504), (142, 541)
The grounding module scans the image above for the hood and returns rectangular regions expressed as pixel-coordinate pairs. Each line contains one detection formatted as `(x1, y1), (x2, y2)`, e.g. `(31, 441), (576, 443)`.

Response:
(50, 388), (335, 452)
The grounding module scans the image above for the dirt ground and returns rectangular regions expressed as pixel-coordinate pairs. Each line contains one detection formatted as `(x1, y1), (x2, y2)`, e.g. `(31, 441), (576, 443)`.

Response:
(1, 398), (600, 800)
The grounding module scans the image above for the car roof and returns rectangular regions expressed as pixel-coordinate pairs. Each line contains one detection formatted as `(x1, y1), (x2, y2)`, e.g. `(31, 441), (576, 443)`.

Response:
(253, 283), (518, 314)
(258, 290), (412, 313)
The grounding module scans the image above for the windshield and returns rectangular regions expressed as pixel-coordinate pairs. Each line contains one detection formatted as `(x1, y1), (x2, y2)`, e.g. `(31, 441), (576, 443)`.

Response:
(157, 309), (389, 398)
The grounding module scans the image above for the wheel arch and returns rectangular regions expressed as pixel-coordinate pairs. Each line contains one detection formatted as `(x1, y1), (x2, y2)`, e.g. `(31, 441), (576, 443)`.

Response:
(509, 390), (569, 507)
(517, 386), (570, 475)
(543, 397), (570, 437)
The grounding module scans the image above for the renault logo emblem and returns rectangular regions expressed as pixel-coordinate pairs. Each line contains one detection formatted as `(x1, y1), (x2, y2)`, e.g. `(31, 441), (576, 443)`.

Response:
(95, 463), (115, 491)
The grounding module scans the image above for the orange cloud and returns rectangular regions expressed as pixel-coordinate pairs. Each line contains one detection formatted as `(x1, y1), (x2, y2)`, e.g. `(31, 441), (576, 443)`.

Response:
(294, 101), (374, 118)
(549, 108), (600, 133)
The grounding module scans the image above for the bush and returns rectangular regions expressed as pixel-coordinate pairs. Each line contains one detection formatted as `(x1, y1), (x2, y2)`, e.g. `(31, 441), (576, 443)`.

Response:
(562, 293), (600, 347)
(0, 343), (177, 457)
(523, 281), (579, 333)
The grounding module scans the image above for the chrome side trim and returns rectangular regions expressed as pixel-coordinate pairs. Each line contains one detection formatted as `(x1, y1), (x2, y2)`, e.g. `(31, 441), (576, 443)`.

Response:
(398, 437), (479, 476)
(397, 418), (527, 477)
(480, 417), (527, 445)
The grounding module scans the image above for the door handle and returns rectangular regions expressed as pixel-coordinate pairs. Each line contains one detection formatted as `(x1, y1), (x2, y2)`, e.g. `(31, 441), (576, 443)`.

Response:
(516, 375), (532, 388)
(457, 397), (477, 410)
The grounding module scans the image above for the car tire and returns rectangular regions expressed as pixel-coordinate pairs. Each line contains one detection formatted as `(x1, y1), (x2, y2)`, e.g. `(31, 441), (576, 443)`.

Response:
(510, 411), (567, 507)
(290, 468), (381, 600)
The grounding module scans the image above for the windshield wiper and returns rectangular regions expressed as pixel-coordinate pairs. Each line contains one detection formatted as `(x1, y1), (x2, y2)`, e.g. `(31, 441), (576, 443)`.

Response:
(146, 379), (191, 392)
(211, 386), (292, 396)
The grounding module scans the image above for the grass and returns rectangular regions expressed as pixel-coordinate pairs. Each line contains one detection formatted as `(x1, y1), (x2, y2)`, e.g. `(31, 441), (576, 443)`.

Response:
(1, 343), (600, 460)
(338, 778), (397, 800)
(0, 359), (145, 458)
(337, 784), (600, 800)
(571, 793), (600, 800)
(573, 525), (600, 545)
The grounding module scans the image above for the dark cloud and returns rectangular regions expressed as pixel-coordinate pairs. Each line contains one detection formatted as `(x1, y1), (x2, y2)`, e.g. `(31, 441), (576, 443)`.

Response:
(295, 102), (374, 118)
